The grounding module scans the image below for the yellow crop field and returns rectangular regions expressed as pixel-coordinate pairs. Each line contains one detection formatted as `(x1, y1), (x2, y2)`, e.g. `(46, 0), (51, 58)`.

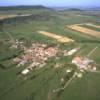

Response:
(0, 15), (17, 20)
(0, 14), (31, 20)
(86, 23), (100, 28)
(67, 24), (100, 38)
(38, 31), (74, 43)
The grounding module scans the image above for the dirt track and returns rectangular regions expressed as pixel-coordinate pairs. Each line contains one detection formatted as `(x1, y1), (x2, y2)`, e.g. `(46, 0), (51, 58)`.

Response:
(38, 31), (74, 43)
(67, 25), (100, 38)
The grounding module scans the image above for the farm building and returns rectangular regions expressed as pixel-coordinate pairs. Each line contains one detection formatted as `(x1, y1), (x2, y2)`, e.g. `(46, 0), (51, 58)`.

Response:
(72, 56), (96, 71)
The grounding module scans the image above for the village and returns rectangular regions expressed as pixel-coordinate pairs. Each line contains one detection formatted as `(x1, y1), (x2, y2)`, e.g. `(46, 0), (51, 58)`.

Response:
(1, 3), (100, 100)
(13, 41), (59, 75)
(11, 40), (98, 79)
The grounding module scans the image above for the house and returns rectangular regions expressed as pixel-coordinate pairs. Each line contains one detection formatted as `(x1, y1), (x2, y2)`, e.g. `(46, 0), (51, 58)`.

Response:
(63, 48), (80, 56)
(21, 69), (30, 75)
(67, 48), (79, 56)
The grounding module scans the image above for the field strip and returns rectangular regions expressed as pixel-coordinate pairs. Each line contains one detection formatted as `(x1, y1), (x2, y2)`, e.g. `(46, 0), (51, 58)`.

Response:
(53, 73), (76, 93)
(3, 31), (15, 43)
(0, 15), (17, 20)
(38, 31), (74, 43)
(67, 25), (100, 38)
(85, 23), (100, 28)
(0, 14), (31, 20)
(88, 70), (100, 74)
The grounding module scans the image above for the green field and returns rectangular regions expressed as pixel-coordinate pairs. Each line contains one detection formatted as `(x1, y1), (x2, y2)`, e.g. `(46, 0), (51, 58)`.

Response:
(0, 7), (100, 100)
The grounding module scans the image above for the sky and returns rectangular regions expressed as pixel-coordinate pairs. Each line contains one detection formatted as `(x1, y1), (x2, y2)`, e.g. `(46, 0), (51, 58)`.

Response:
(0, 0), (100, 7)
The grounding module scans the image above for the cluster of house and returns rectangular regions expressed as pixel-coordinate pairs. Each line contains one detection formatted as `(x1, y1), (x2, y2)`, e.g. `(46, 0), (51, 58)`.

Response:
(13, 42), (58, 75)
(10, 39), (24, 49)
(72, 56), (96, 71)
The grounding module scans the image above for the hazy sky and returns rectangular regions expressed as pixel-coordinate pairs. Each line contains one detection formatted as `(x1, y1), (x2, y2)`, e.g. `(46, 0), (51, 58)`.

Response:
(0, 0), (100, 7)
